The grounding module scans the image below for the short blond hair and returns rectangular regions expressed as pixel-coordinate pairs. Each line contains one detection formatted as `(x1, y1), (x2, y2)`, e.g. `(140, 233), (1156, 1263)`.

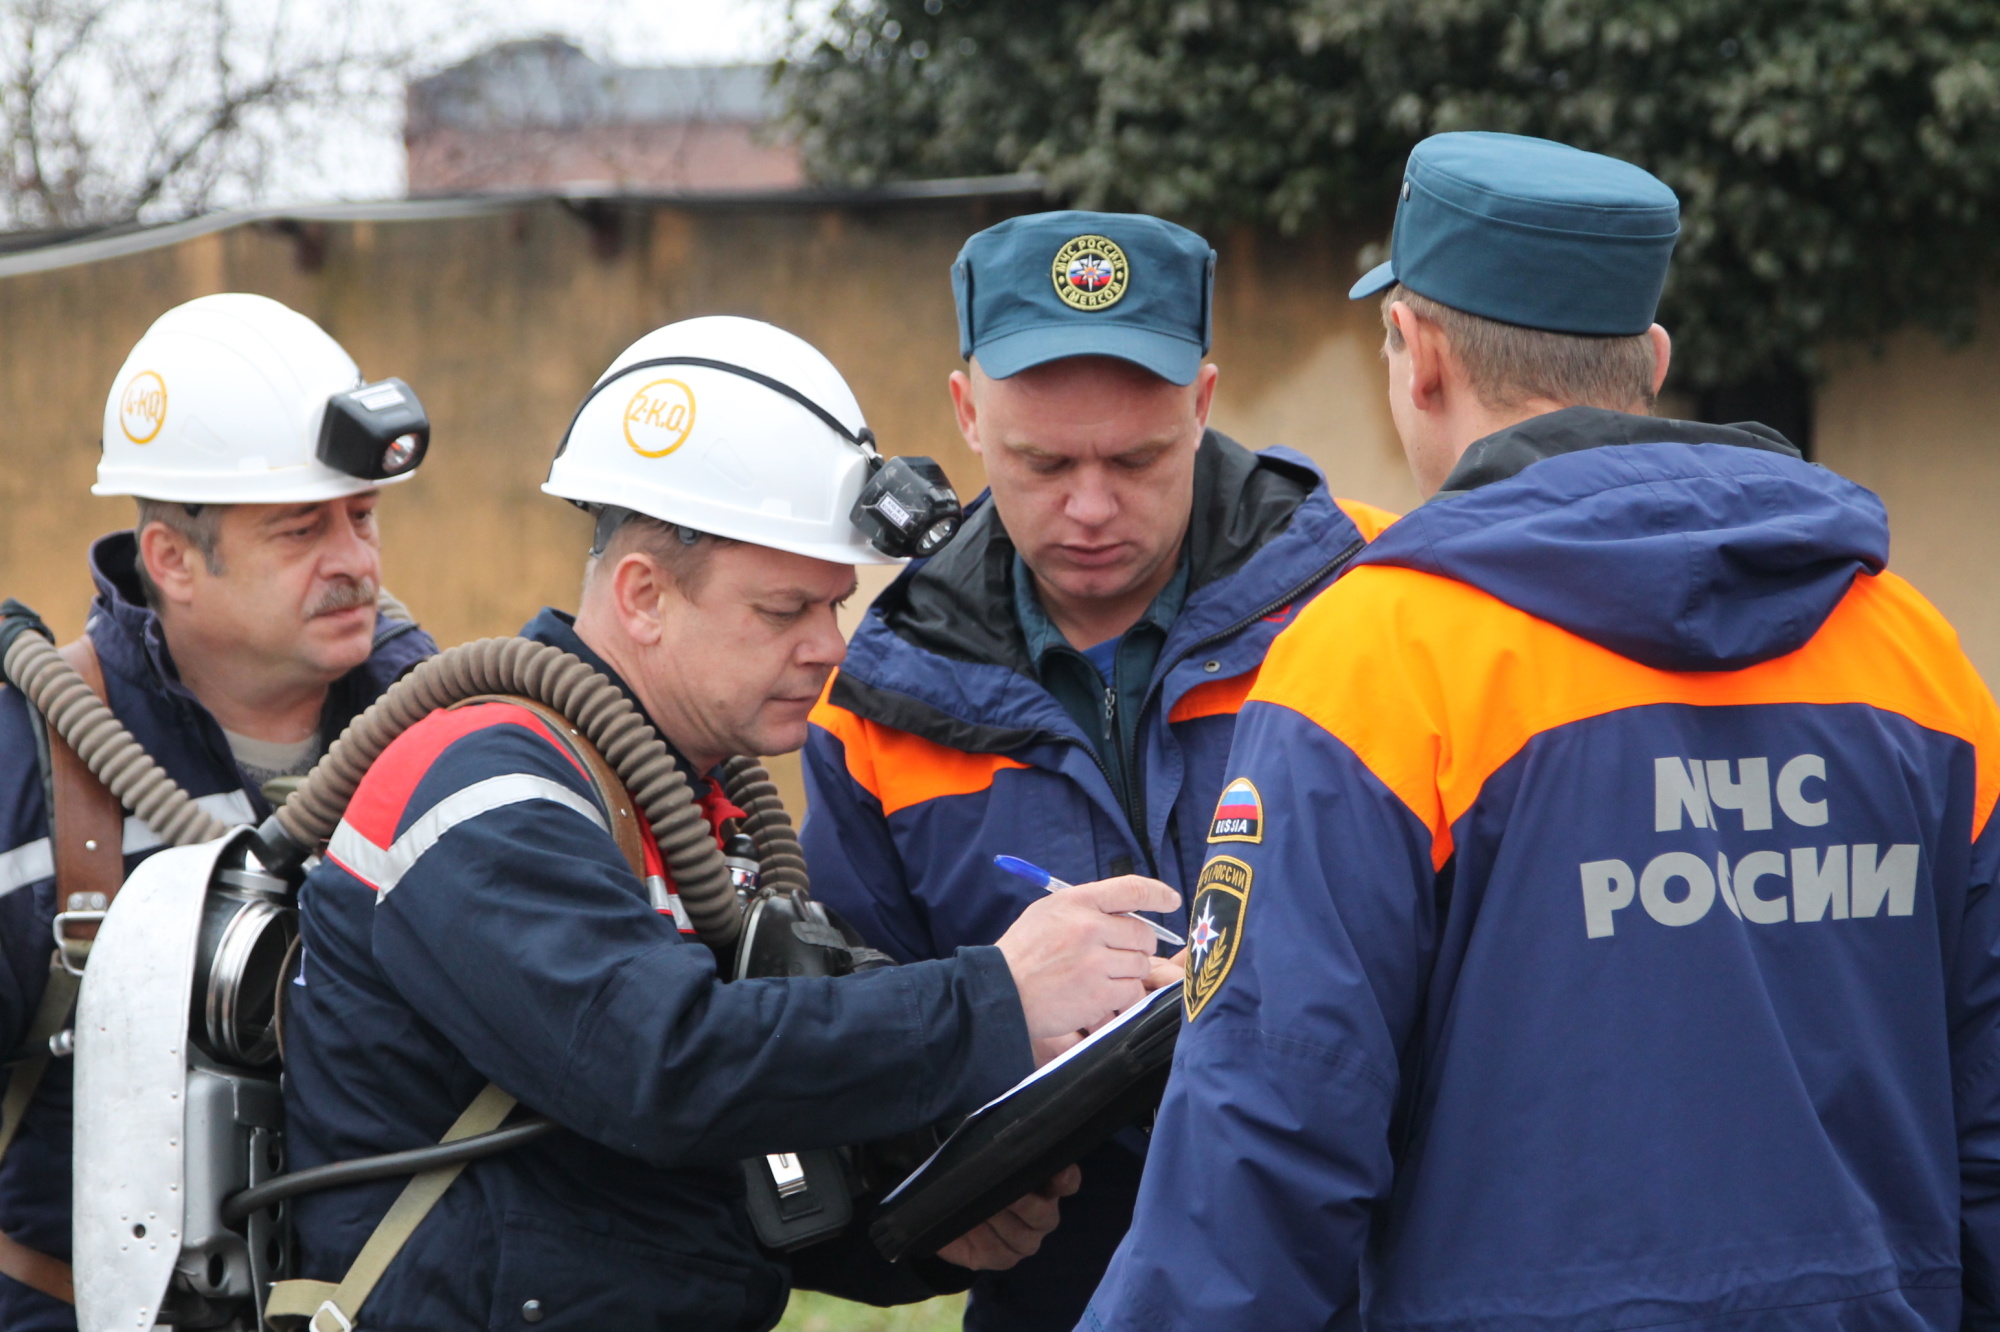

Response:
(1382, 284), (1659, 412)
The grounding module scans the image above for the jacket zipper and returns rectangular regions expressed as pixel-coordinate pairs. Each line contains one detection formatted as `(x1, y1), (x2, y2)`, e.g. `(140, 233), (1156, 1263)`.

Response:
(1050, 536), (1369, 879)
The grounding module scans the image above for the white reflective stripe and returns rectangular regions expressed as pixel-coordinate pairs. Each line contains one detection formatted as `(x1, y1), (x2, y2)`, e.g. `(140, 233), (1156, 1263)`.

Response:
(327, 774), (608, 897)
(0, 839), (53, 898)
(0, 788), (255, 899)
(123, 789), (257, 854)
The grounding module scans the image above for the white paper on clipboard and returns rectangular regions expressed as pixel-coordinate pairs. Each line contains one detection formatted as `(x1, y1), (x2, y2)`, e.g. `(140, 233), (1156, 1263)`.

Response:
(879, 981), (1183, 1208)
(974, 981), (1182, 1114)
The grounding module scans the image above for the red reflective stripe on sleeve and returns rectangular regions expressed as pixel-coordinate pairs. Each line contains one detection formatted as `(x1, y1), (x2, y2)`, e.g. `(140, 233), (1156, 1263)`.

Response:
(811, 683), (1028, 818)
(1335, 497), (1403, 542)
(342, 702), (587, 847)
(1170, 668), (1259, 723)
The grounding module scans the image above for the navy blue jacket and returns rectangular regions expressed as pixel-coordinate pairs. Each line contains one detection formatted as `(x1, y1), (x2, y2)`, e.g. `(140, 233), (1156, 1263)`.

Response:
(802, 431), (1396, 1331)
(1087, 411), (2000, 1332)
(0, 533), (434, 1332)
(284, 609), (1035, 1332)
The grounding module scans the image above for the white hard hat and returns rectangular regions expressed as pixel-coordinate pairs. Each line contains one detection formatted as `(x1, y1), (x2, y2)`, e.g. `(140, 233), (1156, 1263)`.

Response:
(543, 316), (906, 566)
(95, 293), (428, 504)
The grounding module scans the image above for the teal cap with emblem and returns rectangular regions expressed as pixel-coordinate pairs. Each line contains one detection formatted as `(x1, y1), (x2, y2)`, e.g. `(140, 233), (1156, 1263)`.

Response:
(1350, 132), (1681, 336)
(952, 210), (1216, 386)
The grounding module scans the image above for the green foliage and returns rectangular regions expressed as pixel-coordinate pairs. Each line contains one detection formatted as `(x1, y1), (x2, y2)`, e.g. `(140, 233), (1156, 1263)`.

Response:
(781, 0), (2000, 389)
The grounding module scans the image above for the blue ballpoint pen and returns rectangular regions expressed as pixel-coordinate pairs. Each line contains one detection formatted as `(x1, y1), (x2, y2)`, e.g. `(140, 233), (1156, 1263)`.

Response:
(993, 855), (1186, 947)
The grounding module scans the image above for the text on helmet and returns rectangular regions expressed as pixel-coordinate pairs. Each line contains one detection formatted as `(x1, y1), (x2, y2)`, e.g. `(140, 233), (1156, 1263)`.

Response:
(119, 371), (168, 444)
(623, 378), (697, 458)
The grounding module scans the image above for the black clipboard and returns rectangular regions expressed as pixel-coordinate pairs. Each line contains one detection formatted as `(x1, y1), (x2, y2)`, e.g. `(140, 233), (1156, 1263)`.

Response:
(869, 981), (1183, 1263)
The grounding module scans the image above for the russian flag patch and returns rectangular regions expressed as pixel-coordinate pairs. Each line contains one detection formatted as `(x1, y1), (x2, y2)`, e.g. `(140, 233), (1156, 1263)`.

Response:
(1208, 777), (1263, 844)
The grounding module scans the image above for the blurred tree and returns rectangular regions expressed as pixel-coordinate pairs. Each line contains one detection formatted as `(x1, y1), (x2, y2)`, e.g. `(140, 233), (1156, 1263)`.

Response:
(0, 0), (422, 231)
(782, 0), (2000, 409)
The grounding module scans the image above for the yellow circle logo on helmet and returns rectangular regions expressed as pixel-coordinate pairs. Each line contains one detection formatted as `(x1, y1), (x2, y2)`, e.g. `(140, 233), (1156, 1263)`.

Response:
(545, 315), (908, 566)
(623, 379), (697, 458)
(117, 371), (168, 444)
(94, 293), (428, 504)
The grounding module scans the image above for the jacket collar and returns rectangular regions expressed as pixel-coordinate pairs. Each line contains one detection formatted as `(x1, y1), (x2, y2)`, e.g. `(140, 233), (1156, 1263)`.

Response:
(520, 607), (707, 779)
(1436, 406), (1800, 497)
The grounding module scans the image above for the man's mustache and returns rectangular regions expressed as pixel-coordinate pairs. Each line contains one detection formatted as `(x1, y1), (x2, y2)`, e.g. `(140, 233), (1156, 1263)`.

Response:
(308, 578), (378, 620)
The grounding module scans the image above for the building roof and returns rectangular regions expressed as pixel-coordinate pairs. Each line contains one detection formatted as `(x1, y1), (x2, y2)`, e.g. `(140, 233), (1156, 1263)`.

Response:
(407, 39), (778, 137)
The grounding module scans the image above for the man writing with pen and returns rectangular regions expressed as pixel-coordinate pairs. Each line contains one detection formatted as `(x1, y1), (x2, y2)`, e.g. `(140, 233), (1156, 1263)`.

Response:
(800, 210), (1399, 1332)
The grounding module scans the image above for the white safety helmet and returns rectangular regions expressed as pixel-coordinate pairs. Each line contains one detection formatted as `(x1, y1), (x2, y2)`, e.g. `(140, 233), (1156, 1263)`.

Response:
(95, 293), (430, 504)
(544, 316), (962, 565)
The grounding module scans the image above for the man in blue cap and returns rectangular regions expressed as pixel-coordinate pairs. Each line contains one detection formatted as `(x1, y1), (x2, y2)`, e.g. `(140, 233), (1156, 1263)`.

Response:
(801, 211), (1397, 1331)
(1083, 131), (2000, 1332)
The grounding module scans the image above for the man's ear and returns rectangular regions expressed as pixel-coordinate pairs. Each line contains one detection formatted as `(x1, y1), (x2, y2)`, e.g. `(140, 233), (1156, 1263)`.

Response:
(138, 522), (200, 608)
(1191, 363), (1219, 431)
(608, 552), (670, 647)
(950, 368), (983, 458)
(1647, 324), (1673, 398)
(1391, 302), (1452, 415)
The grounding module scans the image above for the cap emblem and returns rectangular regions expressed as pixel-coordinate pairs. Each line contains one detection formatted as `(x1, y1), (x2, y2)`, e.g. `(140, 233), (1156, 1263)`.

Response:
(622, 378), (697, 458)
(118, 371), (167, 444)
(1051, 234), (1129, 311)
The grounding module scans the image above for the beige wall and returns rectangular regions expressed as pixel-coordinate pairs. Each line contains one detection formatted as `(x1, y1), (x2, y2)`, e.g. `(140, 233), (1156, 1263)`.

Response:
(1818, 328), (2000, 681)
(0, 196), (1411, 809)
(2, 196), (1985, 823)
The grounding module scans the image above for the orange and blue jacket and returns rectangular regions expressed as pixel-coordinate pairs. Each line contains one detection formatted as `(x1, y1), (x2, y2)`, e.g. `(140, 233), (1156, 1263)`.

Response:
(1087, 409), (2000, 1332)
(804, 430), (1396, 1330)
(802, 431), (1397, 961)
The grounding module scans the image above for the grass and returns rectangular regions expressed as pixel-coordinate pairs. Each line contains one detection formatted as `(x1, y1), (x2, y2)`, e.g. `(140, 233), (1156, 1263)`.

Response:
(775, 1292), (966, 1332)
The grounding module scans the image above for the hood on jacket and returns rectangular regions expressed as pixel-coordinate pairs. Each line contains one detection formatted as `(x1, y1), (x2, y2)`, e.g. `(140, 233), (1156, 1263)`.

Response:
(1358, 410), (1889, 672)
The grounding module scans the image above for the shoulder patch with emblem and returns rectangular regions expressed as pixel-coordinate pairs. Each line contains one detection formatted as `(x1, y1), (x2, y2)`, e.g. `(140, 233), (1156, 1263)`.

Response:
(1186, 855), (1252, 1020)
(1208, 777), (1262, 843)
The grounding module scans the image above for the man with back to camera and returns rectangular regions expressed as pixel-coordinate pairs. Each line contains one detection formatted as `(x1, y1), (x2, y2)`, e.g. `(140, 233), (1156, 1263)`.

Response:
(0, 293), (437, 1328)
(1083, 129), (2000, 1332)
(277, 315), (1183, 1332)
(799, 210), (1398, 1331)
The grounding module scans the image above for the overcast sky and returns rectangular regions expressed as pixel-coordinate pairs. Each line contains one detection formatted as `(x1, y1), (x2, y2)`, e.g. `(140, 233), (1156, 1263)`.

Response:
(279, 0), (793, 205)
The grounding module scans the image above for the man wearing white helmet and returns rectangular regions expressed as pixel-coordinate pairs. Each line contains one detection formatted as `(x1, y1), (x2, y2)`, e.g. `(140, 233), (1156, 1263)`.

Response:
(278, 315), (1178, 1331)
(0, 293), (436, 1329)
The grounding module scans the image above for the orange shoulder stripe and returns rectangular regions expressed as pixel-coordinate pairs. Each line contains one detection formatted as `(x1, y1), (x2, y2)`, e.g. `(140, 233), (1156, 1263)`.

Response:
(810, 683), (1029, 817)
(1335, 497), (1402, 542)
(1171, 668), (1259, 723)
(1253, 567), (2000, 870)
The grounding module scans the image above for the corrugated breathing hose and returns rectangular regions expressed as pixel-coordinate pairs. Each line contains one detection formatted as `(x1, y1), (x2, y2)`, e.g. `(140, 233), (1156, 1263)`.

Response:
(257, 635), (793, 951)
(718, 754), (809, 897)
(0, 590), (426, 854)
(2, 628), (227, 848)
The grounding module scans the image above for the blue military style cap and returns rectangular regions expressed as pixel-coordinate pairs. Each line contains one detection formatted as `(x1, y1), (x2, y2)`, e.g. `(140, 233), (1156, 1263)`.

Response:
(953, 210), (1216, 385)
(1351, 131), (1680, 336)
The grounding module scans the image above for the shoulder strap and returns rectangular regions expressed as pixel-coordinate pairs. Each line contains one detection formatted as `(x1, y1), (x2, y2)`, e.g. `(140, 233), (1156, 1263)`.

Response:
(0, 636), (122, 1307)
(266, 1083), (518, 1332)
(266, 696), (645, 1331)
(49, 636), (126, 963)
(451, 693), (649, 880)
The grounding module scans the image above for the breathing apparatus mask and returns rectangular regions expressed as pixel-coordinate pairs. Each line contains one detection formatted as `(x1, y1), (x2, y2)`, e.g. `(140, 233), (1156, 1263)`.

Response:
(556, 355), (961, 562)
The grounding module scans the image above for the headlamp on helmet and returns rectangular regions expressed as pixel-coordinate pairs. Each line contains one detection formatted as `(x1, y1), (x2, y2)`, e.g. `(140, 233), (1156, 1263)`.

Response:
(851, 455), (961, 559)
(554, 354), (962, 561)
(318, 378), (430, 481)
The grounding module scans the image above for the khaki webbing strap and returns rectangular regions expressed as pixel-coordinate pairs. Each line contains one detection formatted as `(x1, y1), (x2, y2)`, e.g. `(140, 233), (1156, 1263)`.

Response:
(266, 1082), (518, 1332)
(0, 961), (82, 1305)
(0, 1228), (73, 1305)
